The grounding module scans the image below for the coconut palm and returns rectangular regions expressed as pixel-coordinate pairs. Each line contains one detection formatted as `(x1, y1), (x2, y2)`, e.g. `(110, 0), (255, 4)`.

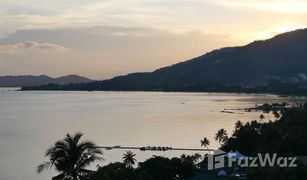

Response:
(122, 151), (136, 168)
(234, 120), (243, 130)
(37, 133), (103, 180)
(233, 120), (244, 137)
(273, 110), (280, 120)
(259, 114), (265, 123)
(191, 153), (202, 164)
(214, 129), (228, 144)
(200, 137), (210, 149)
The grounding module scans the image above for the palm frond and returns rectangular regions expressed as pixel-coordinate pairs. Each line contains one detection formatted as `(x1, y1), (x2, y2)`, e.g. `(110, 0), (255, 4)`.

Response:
(78, 168), (94, 176)
(78, 141), (97, 152)
(73, 132), (84, 144)
(76, 154), (104, 169)
(37, 162), (52, 173)
(51, 173), (70, 180)
(38, 133), (102, 180)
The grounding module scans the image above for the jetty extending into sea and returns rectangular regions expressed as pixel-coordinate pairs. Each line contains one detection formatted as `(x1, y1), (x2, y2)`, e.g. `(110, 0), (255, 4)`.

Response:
(96, 145), (215, 152)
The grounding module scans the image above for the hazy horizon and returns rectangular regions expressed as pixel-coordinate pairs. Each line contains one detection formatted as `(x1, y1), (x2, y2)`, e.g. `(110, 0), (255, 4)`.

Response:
(0, 0), (307, 79)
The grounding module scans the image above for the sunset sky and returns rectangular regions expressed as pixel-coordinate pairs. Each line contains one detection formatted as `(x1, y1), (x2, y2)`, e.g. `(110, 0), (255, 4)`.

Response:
(0, 0), (306, 79)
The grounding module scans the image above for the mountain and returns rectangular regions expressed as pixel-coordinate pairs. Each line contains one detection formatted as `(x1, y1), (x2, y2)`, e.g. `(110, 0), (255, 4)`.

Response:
(104, 28), (307, 87)
(22, 29), (307, 91)
(55, 75), (93, 84)
(0, 75), (93, 87)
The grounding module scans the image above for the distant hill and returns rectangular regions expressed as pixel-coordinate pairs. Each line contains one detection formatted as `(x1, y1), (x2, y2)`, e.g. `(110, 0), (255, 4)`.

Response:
(22, 29), (307, 92)
(55, 75), (93, 84)
(0, 75), (93, 87)
(103, 28), (307, 87)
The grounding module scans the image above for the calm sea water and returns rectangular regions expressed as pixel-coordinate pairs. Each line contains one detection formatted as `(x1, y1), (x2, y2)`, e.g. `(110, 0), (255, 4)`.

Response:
(0, 88), (305, 180)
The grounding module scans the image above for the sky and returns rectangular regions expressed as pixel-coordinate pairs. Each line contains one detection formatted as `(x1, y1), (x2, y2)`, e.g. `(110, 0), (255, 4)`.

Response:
(0, 0), (306, 79)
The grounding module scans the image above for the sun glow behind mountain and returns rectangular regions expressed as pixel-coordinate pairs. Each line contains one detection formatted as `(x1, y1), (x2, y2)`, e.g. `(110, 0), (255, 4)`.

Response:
(252, 24), (307, 41)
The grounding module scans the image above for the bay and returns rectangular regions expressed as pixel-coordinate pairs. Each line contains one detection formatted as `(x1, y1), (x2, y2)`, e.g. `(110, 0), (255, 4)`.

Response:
(0, 89), (305, 180)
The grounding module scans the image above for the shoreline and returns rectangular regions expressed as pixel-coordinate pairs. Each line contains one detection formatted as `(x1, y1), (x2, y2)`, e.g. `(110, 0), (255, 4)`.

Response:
(14, 88), (307, 98)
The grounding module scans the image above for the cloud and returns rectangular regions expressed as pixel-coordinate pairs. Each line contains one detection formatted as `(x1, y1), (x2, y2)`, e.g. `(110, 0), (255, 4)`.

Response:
(0, 0), (307, 40)
(0, 0), (231, 37)
(0, 0), (170, 35)
(0, 26), (236, 79)
(0, 41), (68, 53)
(204, 0), (307, 14)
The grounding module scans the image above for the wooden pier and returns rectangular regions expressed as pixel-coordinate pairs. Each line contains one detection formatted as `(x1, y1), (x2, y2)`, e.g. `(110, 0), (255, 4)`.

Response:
(96, 146), (215, 152)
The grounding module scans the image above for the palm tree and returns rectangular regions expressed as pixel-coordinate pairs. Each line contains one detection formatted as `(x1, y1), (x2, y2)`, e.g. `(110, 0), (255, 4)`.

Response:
(191, 153), (202, 164)
(200, 137), (210, 149)
(37, 133), (103, 180)
(234, 120), (243, 130)
(180, 154), (188, 159)
(273, 110), (280, 120)
(122, 151), (136, 168)
(259, 114), (265, 123)
(233, 120), (243, 137)
(215, 129), (228, 144)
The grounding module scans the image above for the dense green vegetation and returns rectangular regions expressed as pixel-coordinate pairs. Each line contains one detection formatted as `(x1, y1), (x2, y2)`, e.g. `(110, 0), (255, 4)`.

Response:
(218, 103), (307, 179)
(39, 103), (307, 179)
(221, 103), (307, 156)
(91, 154), (201, 180)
